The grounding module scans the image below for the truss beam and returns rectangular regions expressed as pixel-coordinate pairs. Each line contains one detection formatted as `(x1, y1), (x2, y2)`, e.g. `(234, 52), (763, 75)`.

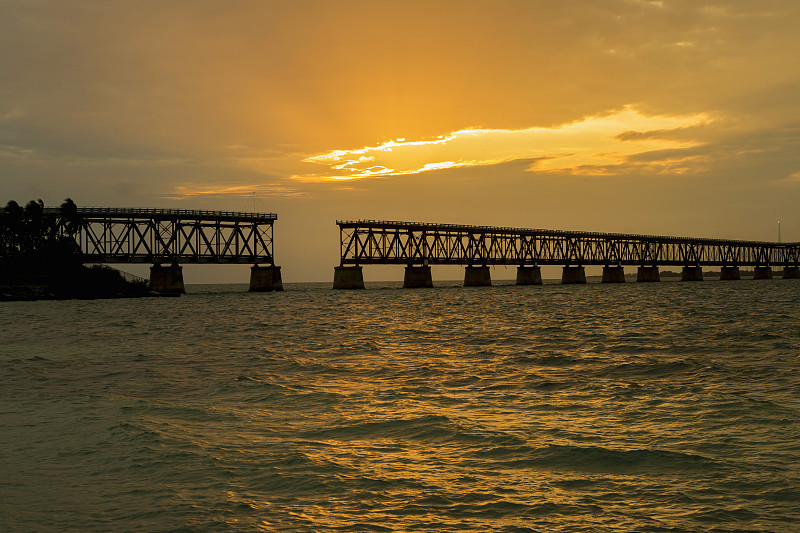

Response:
(337, 220), (799, 267)
(48, 207), (276, 264)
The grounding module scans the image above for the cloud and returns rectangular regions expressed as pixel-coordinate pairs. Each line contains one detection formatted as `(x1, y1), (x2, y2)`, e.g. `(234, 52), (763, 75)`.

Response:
(295, 107), (712, 181)
(166, 183), (306, 200)
(1, 0), (798, 240)
(1, 107), (25, 121)
(777, 171), (800, 185)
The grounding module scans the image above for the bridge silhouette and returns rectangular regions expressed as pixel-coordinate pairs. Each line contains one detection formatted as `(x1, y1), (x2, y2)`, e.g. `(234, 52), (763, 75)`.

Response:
(333, 220), (800, 288)
(47, 207), (282, 293)
(41, 207), (800, 292)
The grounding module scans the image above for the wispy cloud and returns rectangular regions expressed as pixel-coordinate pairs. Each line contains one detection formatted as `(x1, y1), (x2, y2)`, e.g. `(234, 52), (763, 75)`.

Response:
(775, 171), (800, 185)
(165, 183), (306, 200)
(294, 107), (712, 182)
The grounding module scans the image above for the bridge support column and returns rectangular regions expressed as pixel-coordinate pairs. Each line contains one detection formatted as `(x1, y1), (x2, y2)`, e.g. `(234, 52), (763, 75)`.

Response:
(753, 266), (773, 280)
(637, 266), (660, 282)
(149, 263), (185, 295)
(562, 266), (586, 284)
(516, 266), (542, 285)
(333, 266), (365, 289)
(719, 266), (740, 280)
(464, 265), (491, 287)
(404, 266), (433, 288)
(602, 266), (625, 283)
(783, 266), (800, 279)
(681, 266), (704, 281)
(249, 265), (283, 292)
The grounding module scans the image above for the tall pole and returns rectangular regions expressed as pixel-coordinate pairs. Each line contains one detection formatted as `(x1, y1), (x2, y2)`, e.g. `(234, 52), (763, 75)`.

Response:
(778, 221), (781, 243)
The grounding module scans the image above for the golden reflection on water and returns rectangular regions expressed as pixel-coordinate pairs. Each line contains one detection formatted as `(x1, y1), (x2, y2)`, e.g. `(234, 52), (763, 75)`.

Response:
(4, 282), (798, 531)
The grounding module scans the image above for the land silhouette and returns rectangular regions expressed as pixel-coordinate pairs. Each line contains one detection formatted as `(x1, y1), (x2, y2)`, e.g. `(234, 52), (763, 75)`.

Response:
(0, 198), (148, 300)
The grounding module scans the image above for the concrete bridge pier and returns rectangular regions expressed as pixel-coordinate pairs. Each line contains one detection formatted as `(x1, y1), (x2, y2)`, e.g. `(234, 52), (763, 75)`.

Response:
(783, 266), (800, 279)
(681, 266), (704, 281)
(753, 266), (773, 280)
(249, 265), (283, 292)
(562, 266), (587, 284)
(602, 266), (625, 283)
(516, 266), (542, 285)
(149, 263), (185, 295)
(719, 266), (740, 280)
(637, 266), (660, 282)
(404, 265), (433, 288)
(333, 266), (365, 289)
(464, 265), (492, 286)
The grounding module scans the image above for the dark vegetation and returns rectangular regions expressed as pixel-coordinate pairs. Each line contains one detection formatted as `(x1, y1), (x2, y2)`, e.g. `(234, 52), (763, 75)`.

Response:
(1, 198), (149, 301)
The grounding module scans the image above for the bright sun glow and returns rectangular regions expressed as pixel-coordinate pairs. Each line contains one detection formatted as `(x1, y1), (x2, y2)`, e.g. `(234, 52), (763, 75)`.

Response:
(295, 106), (711, 181)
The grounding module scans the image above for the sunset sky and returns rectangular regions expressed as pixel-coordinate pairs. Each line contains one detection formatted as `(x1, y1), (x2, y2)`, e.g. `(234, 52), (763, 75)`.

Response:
(2, 0), (799, 282)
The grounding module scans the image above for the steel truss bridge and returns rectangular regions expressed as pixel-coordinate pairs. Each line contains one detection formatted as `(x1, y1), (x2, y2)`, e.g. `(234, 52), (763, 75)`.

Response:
(48, 207), (277, 264)
(338, 220), (800, 267)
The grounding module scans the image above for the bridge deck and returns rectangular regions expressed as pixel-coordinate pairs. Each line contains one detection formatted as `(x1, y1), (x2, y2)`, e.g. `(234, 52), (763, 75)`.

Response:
(338, 220), (800, 267)
(49, 207), (277, 264)
(337, 220), (796, 246)
(45, 207), (277, 223)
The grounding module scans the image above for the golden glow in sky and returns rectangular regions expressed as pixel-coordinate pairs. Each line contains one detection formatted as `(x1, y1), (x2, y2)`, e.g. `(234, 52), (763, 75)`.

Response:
(2, 0), (800, 276)
(298, 107), (711, 181)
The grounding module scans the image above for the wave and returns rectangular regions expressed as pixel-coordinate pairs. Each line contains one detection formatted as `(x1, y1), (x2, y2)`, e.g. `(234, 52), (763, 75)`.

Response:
(510, 354), (586, 366)
(300, 415), (526, 448)
(482, 444), (721, 474)
(597, 360), (706, 379)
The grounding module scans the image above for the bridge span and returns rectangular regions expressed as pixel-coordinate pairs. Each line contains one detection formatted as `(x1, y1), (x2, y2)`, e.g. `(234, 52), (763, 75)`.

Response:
(48, 207), (283, 293)
(333, 220), (800, 288)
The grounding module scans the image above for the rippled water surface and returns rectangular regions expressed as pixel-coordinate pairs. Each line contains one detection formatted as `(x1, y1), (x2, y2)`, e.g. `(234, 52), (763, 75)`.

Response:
(2, 280), (800, 532)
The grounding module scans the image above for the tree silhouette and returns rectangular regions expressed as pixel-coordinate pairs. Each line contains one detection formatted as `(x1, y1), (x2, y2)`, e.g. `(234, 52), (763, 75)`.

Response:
(0, 200), (23, 259)
(2, 199), (147, 299)
(1, 198), (79, 275)
(22, 199), (47, 259)
(59, 198), (80, 234)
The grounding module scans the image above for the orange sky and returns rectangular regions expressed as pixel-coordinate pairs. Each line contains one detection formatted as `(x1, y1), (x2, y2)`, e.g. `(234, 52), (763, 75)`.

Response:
(1, 1), (799, 281)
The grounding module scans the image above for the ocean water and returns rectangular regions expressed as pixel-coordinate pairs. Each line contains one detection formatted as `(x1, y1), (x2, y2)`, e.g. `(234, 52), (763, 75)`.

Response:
(1, 279), (799, 532)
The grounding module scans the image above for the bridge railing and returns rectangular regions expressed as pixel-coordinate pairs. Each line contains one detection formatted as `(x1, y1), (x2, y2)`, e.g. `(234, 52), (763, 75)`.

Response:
(337, 220), (794, 246)
(43, 206), (277, 222)
(338, 220), (800, 267)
